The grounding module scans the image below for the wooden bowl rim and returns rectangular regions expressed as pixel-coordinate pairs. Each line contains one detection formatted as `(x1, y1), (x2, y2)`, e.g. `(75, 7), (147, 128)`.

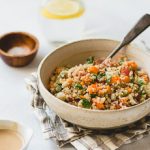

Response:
(0, 31), (39, 58)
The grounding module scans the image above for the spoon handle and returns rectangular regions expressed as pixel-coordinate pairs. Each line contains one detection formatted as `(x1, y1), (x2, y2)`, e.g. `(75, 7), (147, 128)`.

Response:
(107, 14), (150, 59)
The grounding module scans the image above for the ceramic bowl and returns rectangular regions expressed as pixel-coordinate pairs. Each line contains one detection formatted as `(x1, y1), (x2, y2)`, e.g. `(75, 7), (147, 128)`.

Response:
(0, 32), (39, 67)
(0, 120), (33, 150)
(38, 39), (150, 129)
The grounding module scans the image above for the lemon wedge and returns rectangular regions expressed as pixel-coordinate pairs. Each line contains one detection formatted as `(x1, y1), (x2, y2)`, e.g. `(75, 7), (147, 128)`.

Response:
(41, 0), (84, 19)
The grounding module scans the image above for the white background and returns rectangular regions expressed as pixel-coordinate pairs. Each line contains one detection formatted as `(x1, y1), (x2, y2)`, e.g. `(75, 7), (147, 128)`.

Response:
(0, 0), (150, 149)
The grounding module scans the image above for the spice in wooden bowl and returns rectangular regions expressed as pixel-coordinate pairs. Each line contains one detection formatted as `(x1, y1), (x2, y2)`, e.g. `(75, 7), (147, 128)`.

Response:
(0, 32), (39, 67)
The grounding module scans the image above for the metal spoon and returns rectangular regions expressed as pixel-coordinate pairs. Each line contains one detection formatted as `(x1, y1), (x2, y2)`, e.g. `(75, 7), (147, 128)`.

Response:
(105, 14), (150, 60)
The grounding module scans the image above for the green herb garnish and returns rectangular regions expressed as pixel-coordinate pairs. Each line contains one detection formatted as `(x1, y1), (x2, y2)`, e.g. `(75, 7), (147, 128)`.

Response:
(138, 79), (144, 86)
(119, 57), (126, 65)
(91, 74), (97, 81)
(119, 59), (124, 65)
(90, 94), (97, 98)
(106, 75), (112, 84)
(97, 72), (105, 82)
(56, 83), (62, 92)
(60, 71), (66, 78)
(74, 83), (83, 90)
(121, 91), (128, 97)
(130, 77), (134, 83)
(142, 90), (146, 95)
(97, 72), (105, 78)
(86, 56), (94, 64)
(82, 99), (91, 108)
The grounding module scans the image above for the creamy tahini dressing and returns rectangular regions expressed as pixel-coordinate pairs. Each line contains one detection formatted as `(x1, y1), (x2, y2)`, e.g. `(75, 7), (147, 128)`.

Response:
(0, 129), (24, 150)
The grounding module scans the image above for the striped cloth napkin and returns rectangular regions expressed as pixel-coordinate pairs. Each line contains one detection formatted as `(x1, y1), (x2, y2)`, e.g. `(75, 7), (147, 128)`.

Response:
(26, 73), (150, 150)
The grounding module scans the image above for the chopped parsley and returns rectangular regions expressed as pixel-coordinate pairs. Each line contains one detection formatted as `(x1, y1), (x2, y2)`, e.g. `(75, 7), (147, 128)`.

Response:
(97, 72), (105, 78)
(74, 83), (83, 90)
(119, 57), (126, 65)
(97, 72), (105, 82)
(130, 77), (134, 83)
(60, 71), (66, 78)
(86, 56), (94, 64)
(90, 94), (97, 98)
(119, 59), (124, 65)
(56, 83), (62, 92)
(142, 91), (146, 95)
(106, 75), (112, 84)
(138, 79), (144, 86)
(121, 91), (128, 97)
(82, 99), (91, 108)
(91, 74), (97, 81)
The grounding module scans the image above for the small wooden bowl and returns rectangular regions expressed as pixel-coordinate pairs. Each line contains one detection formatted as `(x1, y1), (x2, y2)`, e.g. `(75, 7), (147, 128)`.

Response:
(0, 32), (39, 67)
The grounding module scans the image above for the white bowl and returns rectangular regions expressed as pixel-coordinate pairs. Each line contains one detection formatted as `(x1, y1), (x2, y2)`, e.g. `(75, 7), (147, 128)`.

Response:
(0, 120), (33, 150)
(38, 39), (150, 129)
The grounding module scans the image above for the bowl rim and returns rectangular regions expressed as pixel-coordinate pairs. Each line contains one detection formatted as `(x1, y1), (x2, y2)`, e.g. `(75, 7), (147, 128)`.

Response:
(38, 38), (150, 113)
(0, 31), (39, 58)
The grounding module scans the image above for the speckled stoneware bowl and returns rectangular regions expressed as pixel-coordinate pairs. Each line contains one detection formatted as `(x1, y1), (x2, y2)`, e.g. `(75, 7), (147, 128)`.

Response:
(38, 39), (150, 129)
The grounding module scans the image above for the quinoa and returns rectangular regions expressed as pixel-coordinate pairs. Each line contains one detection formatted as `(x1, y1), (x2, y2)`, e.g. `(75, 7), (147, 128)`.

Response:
(49, 56), (150, 110)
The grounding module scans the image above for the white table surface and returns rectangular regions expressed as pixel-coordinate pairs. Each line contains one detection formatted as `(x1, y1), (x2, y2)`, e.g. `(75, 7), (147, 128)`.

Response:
(0, 0), (150, 149)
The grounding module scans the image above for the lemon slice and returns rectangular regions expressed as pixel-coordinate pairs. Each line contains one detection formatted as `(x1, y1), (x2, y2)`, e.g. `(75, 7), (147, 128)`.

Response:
(41, 0), (84, 19)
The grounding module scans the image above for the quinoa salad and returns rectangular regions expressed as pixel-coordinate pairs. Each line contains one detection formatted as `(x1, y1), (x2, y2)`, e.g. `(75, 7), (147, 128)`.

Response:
(49, 56), (150, 110)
